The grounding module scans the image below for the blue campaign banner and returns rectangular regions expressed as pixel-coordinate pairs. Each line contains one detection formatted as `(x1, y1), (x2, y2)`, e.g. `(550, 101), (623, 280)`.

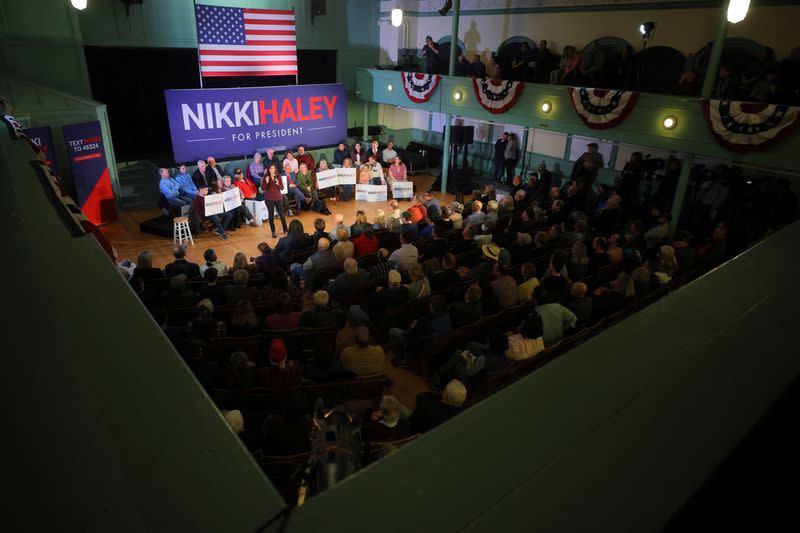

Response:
(62, 121), (116, 225)
(25, 126), (58, 174)
(164, 83), (347, 163)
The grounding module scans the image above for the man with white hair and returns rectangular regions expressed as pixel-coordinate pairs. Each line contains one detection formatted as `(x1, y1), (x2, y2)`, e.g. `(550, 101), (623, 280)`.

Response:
(327, 257), (369, 303)
(205, 156), (224, 186)
(290, 237), (337, 287)
(192, 159), (209, 189)
(411, 379), (466, 433)
(299, 290), (345, 329)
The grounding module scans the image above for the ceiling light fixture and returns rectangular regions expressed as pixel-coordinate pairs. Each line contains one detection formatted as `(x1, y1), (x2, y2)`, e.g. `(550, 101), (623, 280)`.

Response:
(663, 116), (677, 130)
(391, 8), (403, 27)
(727, 0), (750, 23)
(541, 101), (552, 113)
(71, 0), (88, 9)
(453, 90), (463, 101)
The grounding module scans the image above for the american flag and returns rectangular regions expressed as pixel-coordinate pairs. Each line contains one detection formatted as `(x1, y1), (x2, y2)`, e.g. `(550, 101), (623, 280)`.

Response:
(195, 4), (297, 78)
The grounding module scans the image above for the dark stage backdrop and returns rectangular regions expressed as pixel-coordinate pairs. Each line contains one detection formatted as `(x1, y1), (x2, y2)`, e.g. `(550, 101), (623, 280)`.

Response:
(84, 46), (336, 164)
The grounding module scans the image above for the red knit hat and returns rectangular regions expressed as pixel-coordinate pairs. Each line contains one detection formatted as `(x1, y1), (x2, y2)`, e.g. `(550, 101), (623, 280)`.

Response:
(269, 338), (288, 366)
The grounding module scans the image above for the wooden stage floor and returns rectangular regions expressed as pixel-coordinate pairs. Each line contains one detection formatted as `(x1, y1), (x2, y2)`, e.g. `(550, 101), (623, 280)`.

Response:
(101, 175), (446, 268)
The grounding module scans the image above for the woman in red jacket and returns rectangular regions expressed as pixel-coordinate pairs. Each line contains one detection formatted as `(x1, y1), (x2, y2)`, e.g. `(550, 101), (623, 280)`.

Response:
(262, 163), (288, 238)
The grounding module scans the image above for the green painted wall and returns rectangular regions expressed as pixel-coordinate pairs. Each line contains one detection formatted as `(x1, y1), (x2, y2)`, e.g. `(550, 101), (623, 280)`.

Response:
(0, 0), (91, 97)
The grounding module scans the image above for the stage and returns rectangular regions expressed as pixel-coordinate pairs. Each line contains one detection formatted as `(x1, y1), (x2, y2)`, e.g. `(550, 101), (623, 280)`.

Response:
(100, 174), (448, 267)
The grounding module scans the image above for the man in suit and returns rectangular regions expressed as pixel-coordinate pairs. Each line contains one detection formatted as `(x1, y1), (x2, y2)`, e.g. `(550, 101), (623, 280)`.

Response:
(471, 54), (487, 78)
(164, 245), (201, 279)
(365, 139), (382, 165)
(198, 267), (226, 307)
(192, 160), (209, 190)
(224, 269), (259, 305)
(205, 155), (224, 189)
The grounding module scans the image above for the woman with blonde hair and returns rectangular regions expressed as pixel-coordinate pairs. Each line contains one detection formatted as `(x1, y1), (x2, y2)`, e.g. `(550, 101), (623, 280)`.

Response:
(230, 252), (251, 273)
(333, 227), (354, 262)
(449, 202), (464, 229)
(357, 164), (373, 185)
(567, 241), (589, 280)
(373, 209), (387, 229)
(404, 263), (431, 299)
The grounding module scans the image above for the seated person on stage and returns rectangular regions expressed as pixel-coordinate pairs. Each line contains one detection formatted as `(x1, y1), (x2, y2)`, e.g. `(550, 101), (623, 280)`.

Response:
(233, 167), (260, 201)
(358, 164), (373, 185)
(387, 155), (407, 189)
(192, 159), (209, 189)
(174, 164), (198, 199)
(366, 139), (382, 164)
(367, 156), (384, 184)
(281, 163), (305, 214)
(296, 144), (315, 171)
(192, 187), (234, 240)
(295, 162), (319, 208)
(333, 141), (350, 166)
(159, 167), (193, 208)
(205, 156), (224, 186)
(222, 175), (258, 228)
(381, 141), (397, 168)
(282, 150), (299, 175)
(248, 151), (265, 187)
(350, 142), (366, 166)
(317, 159), (337, 202)
(339, 157), (355, 202)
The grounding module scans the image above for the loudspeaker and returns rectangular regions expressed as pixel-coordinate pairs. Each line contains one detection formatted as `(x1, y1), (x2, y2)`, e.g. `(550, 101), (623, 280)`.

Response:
(444, 125), (475, 145)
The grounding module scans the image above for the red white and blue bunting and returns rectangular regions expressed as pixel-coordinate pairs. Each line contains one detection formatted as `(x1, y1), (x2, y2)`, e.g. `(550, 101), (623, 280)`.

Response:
(567, 87), (640, 129)
(401, 72), (441, 103)
(472, 78), (524, 114)
(701, 100), (800, 152)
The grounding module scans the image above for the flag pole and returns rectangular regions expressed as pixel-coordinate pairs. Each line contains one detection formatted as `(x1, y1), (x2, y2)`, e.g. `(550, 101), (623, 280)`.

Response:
(193, 0), (204, 89)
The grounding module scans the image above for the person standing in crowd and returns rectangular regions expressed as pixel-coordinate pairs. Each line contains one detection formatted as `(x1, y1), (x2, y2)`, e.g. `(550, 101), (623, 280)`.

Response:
(422, 35), (440, 74)
(471, 54), (486, 78)
(248, 152), (265, 187)
(494, 132), (508, 183)
(534, 40), (552, 82)
(504, 133), (519, 185)
(296, 145), (315, 171)
(262, 163), (288, 238)
(455, 53), (471, 76)
(158, 168), (192, 208)
(571, 142), (604, 187)
(175, 164), (198, 200)
(333, 141), (350, 166)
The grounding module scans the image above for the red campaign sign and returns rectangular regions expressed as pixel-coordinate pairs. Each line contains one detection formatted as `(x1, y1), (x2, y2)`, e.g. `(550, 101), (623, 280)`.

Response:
(62, 121), (116, 225)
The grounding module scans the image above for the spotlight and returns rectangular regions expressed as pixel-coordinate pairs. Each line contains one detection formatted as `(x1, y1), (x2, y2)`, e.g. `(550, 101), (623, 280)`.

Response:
(439, 0), (452, 16)
(453, 90), (463, 101)
(71, 0), (87, 9)
(663, 116), (677, 130)
(387, 84), (393, 92)
(639, 21), (656, 39)
(541, 101), (552, 113)
(391, 8), (403, 27)
(727, 0), (750, 23)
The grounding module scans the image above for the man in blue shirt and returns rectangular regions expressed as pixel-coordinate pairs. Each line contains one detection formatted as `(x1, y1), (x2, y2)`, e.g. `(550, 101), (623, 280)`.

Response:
(174, 164), (198, 199)
(158, 168), (192, 207)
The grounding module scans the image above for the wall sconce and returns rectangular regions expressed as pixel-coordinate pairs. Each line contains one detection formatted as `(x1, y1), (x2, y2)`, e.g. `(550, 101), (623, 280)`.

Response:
(663, 116), (677, 130)
(453, 90), (463, 101)
(541, 101), (552, 113)
(71, 0), (88, 8)
(387, 84), (393, 92)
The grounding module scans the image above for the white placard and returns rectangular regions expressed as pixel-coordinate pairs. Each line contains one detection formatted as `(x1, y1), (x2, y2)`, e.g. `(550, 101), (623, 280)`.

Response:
(204, 193), (224, 216)
(315, 169), (339, 189)
(355, 184), (388, 202)
(279, 174), (289, 195)
(222, 188), (241, 212)
(337, 167), (357, 185)
(392, 181), (414, 199)
(529, 129), (568, 159)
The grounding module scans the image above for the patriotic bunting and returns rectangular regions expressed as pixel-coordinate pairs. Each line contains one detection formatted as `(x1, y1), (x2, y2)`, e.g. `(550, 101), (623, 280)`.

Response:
(401, 72), (441, 103)
(472, 78), (524, 114)
(568, 87), (640, 129)
(701, 100), (800, 152)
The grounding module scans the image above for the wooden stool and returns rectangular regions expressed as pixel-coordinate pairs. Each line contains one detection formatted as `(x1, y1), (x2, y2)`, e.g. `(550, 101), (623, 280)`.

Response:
(173, 217), (194, 247)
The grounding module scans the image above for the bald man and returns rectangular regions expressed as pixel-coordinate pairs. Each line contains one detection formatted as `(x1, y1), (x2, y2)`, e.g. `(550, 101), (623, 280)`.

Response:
(328, 257), (369, 303)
